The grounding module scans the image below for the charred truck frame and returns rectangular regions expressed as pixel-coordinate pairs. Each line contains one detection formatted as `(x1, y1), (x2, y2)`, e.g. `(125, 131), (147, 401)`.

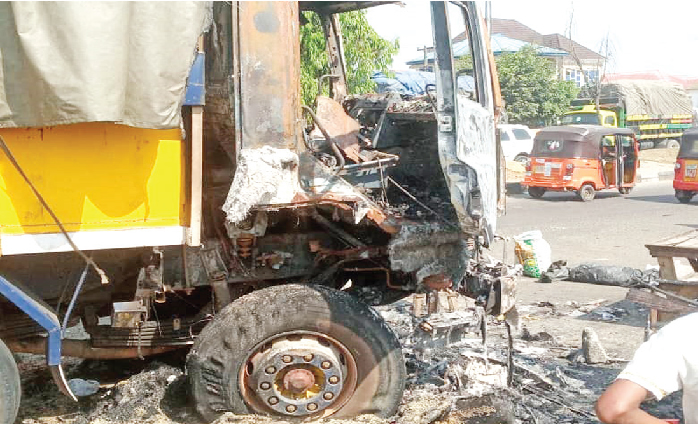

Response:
(0, 1), (514, 422)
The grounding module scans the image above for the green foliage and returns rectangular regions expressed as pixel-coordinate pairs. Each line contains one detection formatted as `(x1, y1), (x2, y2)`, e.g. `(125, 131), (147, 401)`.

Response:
(496, 46), (579, 127)
(300, 11), (399, 107)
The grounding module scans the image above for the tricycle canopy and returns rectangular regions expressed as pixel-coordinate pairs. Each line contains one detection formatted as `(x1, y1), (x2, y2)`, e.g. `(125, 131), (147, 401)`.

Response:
(532, 125), (636, 159)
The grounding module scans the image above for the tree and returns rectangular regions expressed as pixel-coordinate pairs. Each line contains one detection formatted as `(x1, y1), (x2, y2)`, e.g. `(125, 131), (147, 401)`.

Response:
(300, 11), (399, 107)
(496, 46), (579, 127)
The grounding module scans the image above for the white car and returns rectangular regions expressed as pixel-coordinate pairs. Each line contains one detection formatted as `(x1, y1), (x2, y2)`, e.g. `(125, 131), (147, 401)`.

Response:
(499, 124), (534, 164)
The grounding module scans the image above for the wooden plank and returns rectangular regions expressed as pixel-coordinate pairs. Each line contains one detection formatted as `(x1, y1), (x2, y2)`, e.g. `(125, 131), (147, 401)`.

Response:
(646, 230), (698, 259)
(626, 288), (696, 313)
(187, 106), (203, 247)
(657, 257), (678, 281)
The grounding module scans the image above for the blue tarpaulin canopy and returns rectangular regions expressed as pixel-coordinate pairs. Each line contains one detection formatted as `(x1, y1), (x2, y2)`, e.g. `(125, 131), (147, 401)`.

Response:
(372, 69), (475, 96)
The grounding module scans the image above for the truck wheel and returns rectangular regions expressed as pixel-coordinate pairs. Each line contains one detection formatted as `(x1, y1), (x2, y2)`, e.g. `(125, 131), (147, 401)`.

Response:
(0, 337), (21, 424)
(578, 184), (596, 202)
(665, 139), (680, 149)
(676, 190), (693, 204)
(187, 284), (405, 422)
(527, 187), (545, 199)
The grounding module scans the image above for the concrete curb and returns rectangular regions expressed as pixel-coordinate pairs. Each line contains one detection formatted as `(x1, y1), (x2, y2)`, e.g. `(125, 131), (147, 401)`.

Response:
(636, 170), (674, 183)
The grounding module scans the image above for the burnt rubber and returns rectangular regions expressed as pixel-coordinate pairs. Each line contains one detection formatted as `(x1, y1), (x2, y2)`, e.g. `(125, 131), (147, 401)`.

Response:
(186, 284), (405, 422)
(0, 337), (21, 424)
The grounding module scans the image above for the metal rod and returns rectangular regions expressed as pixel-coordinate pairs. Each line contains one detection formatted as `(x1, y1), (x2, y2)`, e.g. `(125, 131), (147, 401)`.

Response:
(61, 263), (90, 338)
(6, 338), (177, 359)
(301, 105), (345, 173)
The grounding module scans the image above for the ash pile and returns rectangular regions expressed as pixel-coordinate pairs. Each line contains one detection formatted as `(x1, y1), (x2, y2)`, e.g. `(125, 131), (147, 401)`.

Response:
(14, 298), (683, 424)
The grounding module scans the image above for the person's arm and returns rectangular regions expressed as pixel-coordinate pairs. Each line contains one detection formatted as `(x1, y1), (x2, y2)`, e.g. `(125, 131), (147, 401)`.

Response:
(595, 379), (668, 424)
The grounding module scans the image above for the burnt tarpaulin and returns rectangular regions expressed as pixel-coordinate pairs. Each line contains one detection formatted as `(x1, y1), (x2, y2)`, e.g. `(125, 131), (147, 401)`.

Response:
(0, 2), (211, 129)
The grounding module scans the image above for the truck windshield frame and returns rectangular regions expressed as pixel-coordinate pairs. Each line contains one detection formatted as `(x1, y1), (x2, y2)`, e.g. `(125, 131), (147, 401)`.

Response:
(562, 113), (601, 125)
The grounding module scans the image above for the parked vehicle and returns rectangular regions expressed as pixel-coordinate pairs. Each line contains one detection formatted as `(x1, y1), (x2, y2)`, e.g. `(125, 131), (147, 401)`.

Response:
(523, 125), (639, 201)
(0, 2), (513, 423)
(562, 80), (694, 149)
(499, 124), (534, 164)
(674, 127), (698, 203)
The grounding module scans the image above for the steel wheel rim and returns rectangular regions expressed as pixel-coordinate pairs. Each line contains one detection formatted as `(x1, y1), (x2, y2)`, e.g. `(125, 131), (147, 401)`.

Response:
(239, 331), (358, 419)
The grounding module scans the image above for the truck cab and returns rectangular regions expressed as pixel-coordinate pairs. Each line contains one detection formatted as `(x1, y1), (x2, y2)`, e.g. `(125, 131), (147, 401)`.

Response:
(562, 105), (618, 128)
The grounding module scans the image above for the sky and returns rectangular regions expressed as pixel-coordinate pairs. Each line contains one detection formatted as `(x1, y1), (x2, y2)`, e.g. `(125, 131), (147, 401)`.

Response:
(365, 1), (699, 78)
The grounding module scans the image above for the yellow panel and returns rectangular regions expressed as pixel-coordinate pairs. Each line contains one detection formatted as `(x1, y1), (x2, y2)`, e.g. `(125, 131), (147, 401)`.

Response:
(0, 123), (188, 235)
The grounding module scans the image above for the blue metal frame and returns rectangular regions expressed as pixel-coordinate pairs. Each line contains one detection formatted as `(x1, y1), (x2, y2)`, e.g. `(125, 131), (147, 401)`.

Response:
(184, 52), (205, 106)
(0, 275), (62, 365)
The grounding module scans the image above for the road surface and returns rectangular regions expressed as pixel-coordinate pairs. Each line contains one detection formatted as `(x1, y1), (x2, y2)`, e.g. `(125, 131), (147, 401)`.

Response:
(493, 181), (697, 270)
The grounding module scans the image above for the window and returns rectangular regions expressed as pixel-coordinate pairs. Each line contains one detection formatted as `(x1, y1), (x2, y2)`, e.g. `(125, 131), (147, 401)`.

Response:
(620, 135), (634, 148)
(500, 130), (510, 141)
(604, 116), (615, 126)
(513, 129), (531, 140)
(562, 113), (600, 125)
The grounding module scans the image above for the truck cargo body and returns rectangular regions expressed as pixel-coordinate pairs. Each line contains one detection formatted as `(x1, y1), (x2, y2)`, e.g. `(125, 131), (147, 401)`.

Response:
(564, 80), (695, 149)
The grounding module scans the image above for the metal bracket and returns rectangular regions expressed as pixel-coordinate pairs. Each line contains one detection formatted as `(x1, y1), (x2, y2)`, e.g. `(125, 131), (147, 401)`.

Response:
(0, 275), (77, 401)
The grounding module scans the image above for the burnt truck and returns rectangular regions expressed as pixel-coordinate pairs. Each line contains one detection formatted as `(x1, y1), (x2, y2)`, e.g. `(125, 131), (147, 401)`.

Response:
(0, 1), (514, 422)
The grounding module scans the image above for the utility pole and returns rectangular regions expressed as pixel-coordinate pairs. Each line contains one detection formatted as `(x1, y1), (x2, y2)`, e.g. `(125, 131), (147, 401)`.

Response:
(417, 45), (430, 72)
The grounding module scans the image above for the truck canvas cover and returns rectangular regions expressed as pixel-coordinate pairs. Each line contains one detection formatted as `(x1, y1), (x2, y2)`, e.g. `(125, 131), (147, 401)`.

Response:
(0, 2), (211, 130)
(600, 80), (693, 116)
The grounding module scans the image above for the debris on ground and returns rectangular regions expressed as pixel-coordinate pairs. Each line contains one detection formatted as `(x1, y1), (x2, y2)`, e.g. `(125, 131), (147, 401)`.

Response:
(14, 295), (684, 424)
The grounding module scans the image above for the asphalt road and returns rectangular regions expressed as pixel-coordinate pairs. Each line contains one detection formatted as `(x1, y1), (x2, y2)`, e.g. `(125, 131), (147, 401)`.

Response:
(491, 181), (698, 270)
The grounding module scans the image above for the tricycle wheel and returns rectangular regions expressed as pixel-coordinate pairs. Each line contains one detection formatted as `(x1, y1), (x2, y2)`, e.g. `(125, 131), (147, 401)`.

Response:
(676, 190), (693, 204)
(618, 187), (632, 195)
(0, 337), (21, 424)
(527, 187), (546, 199)
(187, 284), (405, 422)
(578, 184), (596, 202)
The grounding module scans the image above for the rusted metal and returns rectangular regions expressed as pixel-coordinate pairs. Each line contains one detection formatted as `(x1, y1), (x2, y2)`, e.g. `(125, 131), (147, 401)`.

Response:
(320, 14), (348, 102)
(282, 368), (316, 393)
(236, 234), (255, 258)
(6, 338), (177, 359)
(423, 273), (452, 290)
(341, 266), (404, 290)
(312, 97), (362, 162)
(301, 105), (347, 170)
(236, 1), (301, 151)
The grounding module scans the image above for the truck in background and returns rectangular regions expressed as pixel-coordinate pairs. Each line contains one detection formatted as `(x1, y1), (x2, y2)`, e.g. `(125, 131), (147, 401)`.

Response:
(0, 2), (513, 423)
(562, 80), (694, 149)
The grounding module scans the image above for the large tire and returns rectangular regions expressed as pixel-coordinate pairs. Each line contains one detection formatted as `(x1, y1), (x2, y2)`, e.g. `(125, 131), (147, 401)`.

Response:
(665, 139), (680, 149)
(0, 337), (21, 424)
(187, 284), (406, 422)
(527, 186), (545, 199)
(578, 183), (596, 202)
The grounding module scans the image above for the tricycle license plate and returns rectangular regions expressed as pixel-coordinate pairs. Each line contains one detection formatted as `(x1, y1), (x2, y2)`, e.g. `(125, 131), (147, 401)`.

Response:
(685, 163), (697, 178)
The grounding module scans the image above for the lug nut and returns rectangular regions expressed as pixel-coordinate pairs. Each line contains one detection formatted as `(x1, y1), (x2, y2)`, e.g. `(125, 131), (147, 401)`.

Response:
(286, 405), (297, 413)
(321, 361), (331, 369)
(260, 382), (271, 390)
(282, 355), (293, 363)
(323, 392), (334, 401)
(329, 375), (339, 384)
(303, 354), (314, 362)
(307, 403), (318, 411)
(268, 396), (279, 405)
(265, 366), (276, 374)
